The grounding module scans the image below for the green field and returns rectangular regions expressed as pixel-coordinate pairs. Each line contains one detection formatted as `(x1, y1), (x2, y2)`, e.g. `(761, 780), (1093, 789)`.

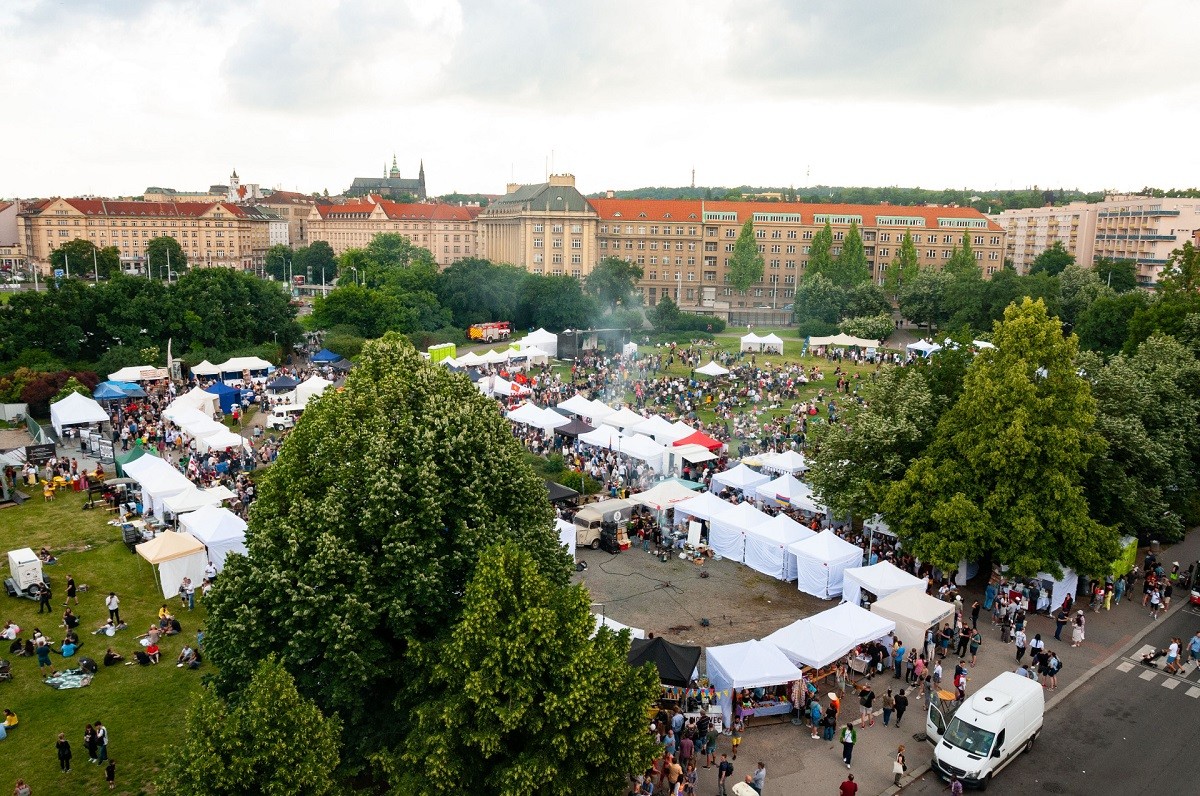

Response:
(0, 490), (206, 794)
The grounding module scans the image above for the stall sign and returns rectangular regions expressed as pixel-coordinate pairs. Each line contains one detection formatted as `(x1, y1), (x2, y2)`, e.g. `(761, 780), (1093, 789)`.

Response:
(24, 443), (56, 464)
(96, 438), (115, 462)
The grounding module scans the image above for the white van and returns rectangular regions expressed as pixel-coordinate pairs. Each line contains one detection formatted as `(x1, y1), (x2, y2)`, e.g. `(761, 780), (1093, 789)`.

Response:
(928, 671), (1044, 790)
(266, 404), (304, 430)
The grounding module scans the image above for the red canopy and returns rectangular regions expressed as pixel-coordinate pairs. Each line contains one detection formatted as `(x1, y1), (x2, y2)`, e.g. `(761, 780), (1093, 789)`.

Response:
(673, 430), (723, 452)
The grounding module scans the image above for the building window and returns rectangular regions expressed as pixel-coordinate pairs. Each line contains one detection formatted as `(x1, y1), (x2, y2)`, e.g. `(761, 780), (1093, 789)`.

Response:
(533, 238), (542, 248)
(552, 224), (563, 234)
(571, 238), (581, 249)
(552, 254), (562, 264)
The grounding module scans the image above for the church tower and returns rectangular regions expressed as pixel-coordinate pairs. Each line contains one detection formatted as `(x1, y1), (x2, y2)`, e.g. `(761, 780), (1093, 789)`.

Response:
(418, 159), (426, 200)
(389, 154), (401, 180)
(228, 168), (240, 202)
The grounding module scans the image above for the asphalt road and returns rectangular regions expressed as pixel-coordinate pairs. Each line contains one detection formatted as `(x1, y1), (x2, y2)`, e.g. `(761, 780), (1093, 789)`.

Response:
(901, 601), (1200, 795)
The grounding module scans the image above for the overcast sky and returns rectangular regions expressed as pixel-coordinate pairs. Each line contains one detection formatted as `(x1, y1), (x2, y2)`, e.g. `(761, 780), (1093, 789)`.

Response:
(3, 0), (1197, 199)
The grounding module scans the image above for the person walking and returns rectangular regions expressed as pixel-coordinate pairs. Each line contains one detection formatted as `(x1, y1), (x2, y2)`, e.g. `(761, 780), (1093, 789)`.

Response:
(37, 583), (52, 615)
(1014, 628), (1027, 662)
(1070, 611), (1086, 647)
(881, 688), (895, 726)
(838, 773), (858, 796)
(1149, 588), (1163, 619)
(729, 717), (742, 760)
(105, 760), (116, 790)
(1187, 631), (1200, 669)
(64, 574), (77, 606)
(716, 754), (733, 796)
(840, 723), (857, 768)
(894, 689), (909, 728)
(893, 745), (907, 786)
(858, 685), (875, 727)
(969, 627), (983, 666)
(750, 762), (766, 795)
(105, 594), (120, 625)
(809, 699), (823, 740)
(1113, 575), (1126, 606)
(55, 732), (72, 773)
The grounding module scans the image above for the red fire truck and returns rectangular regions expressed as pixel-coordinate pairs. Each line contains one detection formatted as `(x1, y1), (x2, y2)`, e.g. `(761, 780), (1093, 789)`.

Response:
(468, 321), (512, 342)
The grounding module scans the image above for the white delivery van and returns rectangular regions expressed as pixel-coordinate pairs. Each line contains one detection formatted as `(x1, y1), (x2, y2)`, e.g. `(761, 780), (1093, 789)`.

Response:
(266, 404), (305, 430)
(928, 671), (1044, 790)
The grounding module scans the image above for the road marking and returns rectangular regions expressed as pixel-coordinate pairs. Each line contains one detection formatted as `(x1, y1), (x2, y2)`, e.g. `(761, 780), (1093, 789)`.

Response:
(1139, 670), (1157, 681)
(1161, 678), (1180, 690)
(1187, 687), (1200, 698)
(1116, 662), (1134, 673)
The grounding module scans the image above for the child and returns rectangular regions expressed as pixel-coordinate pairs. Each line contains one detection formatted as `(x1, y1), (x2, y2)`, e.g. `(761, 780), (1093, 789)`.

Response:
(106, 759), (116, 789)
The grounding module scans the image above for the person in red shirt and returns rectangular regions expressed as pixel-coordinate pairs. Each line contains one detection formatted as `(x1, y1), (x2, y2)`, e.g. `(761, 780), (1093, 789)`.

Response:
(839, 772), (858, 795)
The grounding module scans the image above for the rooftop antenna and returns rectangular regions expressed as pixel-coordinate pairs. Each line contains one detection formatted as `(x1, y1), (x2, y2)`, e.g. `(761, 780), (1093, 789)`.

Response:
(691, 168), (695, 190)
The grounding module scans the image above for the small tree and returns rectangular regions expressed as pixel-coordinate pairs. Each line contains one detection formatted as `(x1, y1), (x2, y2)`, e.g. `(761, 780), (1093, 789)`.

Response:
(832, 221), (871, 287)
(157, 657), (342, 796)
(883, 230), (920, 297)
(839, 312), (894, 342)
(729, 219), (764, 292)
(52, 376), (91, 404)
(585, 256), (644, 311)
(1028, 241), (1074, 276)
(145, 235), (188, 276)
(49, 238), (121, 279)
(942, 232), (979, 279)
(804, 221), (835, 281)
(1157, 241), (1200, 294)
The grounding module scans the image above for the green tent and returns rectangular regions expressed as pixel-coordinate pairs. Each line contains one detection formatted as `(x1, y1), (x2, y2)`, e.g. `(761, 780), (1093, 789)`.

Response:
(115, 446), (153, 478)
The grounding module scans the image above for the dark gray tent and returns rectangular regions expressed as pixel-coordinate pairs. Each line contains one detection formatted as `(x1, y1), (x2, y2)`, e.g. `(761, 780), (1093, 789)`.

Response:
(628, 637), (702, 688)
(545, 480), (579, 504)
(554, 419), (595, 438)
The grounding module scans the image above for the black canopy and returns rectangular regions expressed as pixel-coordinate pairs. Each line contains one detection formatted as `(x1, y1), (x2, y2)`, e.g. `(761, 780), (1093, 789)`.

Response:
(628, 637), (702, 688)
(266, 376), (300, 392)
(545, 480), (579, 504)
(554, 419), (595, 438)
(329, 358), (354, 372)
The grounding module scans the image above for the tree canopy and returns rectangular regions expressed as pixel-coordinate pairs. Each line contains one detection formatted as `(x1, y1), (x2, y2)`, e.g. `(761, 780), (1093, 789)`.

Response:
(1028, 241), (1074, 276)
(585, 255), (644, 310)
(49, 238), (121, 280)
(804, 222), (834, 283)
(204, 333), (570, 775)
(883, 230), (920, 298)
(145, 235), (188, 276)
(729, 219), (764, 292)
(830, 222), (871, 287)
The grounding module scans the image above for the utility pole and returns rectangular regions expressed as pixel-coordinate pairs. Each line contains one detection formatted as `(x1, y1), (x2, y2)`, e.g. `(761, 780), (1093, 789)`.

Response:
(93, 248), (99, 284)
(166, 247), (172, 282)
(64, 252), (70, 279)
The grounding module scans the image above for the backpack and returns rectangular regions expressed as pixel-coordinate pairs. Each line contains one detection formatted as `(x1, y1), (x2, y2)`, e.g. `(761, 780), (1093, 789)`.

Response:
(859, 690), (872, 707)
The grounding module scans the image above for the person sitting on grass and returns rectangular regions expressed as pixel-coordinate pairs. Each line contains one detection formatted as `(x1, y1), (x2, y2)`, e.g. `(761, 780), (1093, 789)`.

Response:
(176, 645), (200, 669)
(56, 638), (79, 658)
(145, 643), (161, 664)
(102, 648), (123, 666)
(37, 547), (57, 565)
(3, 708), (16, 729)
(62, 608), (80, 631)
(137, 625), (161, 646)
(163, 616), (183, 636)
(0, 621), (19, 641)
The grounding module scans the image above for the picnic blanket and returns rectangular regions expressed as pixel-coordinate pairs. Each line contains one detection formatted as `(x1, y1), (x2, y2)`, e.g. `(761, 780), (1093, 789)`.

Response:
(44, 669), (93, 690)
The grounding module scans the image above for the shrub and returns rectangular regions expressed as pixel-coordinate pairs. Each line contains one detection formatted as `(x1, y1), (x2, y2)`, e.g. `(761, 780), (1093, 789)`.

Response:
(794, 319), (840, 340)
(839, 312), (895, 341)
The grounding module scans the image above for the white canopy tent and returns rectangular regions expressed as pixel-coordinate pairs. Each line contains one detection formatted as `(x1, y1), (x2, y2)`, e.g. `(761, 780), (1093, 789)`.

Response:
(455, 351), (483, 366)
(179, 504), (248, 571)
(163, 486), (225, 516)
(600, 406), (647, 430)
(515, 346), (551, 366)
(706, 639), (802, 724)
(630, 480), (698, 511)
(841, 561), (925, 609)
(629, 415), (690, 444)
(695, 360), (730, 377)
(758, 450), (809, 475)
(578, 426), (622, 450)
(167, 387), (220, 418)
(585, 399), (617, 421)
(743, 513), (815, 580)
(739, 332), (764, 351)
(788, 530), (864, 599)
(189, 360), (221, 377)
(518, 328), (558, 357)
(556, 518), (576, 561)
(107, 365), (167, 382)
(507, 403), (550, 426)
(1032, 568), (1079, 614)
(592, 614), (645, 640)
(871, 588), (954, 657)
(480, 348), (511, 365)
(557, 394), (597, 417)
(163, 405), (212, 427)
(973, 340), (996, 350)
(764, 618), (856, 670)
(122, 454), (195, 518)
(667, 443), (718, 474)
(137, 531), (209, 599)
(619, 434), (668, 471)
(807, 333), (880, 349)
(294, 376), (333, 406)
(481, 375), (531, 398)
(673, 491), (735, 523)
(754, 474), (823, 513)
(906, 339), (942, 357)
(711, 463), (770, 493)
(808, 601), (896, 647)
(758, 333), (784, 353)
(709, 500), (773, 562)
(50, 392), (110, 437)
(215, 356), (273, 374)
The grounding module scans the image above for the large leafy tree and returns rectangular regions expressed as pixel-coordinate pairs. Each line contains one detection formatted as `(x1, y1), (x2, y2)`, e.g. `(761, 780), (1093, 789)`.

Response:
(585, 255), (644, 311)
(729, 219), (764, 292)
(838, 313), (894, 342)
(793, 272), (846, 325)
(204, 333), (569, 774)
(519, 274), (598, 330)
(1076, 290), (1147, 355)
(883, 229), (920, 298)
(1124, 291), (1200, 353)
(264, 243), (292, 281)
(1157, 241), (1200, 294)
(169, 268), (300, 351)
(942, 232), (979, 279)
(436, 258), (526, 327)
(881, 298), (1119, 577)
(1028, 241), (1074, 276)
(297, 240), (338, 284)
(898, 268), (953, 330)
(49, 238), (120, 279)
(804, 222), (835, 282)
(844, 281), (893, 318)
(1093, 258), (1138, 293)
(158, 657), (341, 796)
(145, 235), (188, 277)
(391, 543), (658, 796)
(1058, 264), (1105, 327)
(831, 221), (871, 287)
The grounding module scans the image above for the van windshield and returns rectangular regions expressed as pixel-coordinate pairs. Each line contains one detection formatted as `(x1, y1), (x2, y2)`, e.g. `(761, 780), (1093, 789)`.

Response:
(943, 717), (995, 756)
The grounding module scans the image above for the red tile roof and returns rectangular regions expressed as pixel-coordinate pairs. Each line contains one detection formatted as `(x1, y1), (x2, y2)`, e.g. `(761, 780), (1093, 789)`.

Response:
(316, 198), (478, 222)
(60, 198), (248, 218)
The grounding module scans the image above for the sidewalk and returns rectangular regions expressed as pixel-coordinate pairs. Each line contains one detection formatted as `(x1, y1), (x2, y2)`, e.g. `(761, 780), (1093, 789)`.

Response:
(681, 531), (1200, 796)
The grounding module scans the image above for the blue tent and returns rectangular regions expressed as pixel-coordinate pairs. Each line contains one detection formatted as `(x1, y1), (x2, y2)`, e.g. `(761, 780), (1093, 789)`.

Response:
(204, 382), (241, 414)
(311, 348), (343, 363)
(93, 381), (147, 400)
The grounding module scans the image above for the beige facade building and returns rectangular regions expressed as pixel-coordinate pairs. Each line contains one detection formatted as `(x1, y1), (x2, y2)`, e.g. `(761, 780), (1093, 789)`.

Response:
(477, 175), (600, 278)
(18, 198), (272, 274)
(997, 195), (1200, 285)
(307, 196), (480, 267)
(254, 190), (324, 248)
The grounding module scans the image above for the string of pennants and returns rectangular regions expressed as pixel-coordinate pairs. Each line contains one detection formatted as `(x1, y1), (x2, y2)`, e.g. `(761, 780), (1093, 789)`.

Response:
(660, 686), (724, 699)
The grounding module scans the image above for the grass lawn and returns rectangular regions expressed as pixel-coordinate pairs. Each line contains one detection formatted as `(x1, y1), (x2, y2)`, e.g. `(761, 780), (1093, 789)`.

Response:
(0, 489), (207, 794)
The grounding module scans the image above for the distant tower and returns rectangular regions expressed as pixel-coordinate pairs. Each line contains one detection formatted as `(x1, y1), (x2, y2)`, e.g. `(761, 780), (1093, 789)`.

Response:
(228, 168), (240, 202)
(418, 159), (426, 200)
(691, 168), (695, 190)
(389, 154), (401, 180)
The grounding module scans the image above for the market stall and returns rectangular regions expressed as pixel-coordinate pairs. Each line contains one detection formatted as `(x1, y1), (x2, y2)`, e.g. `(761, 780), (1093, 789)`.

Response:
(710, 463), (770, 494)
(673, 429), (723, 452)
(870, 588), (954, 657)
(1031, 568), (1079, 613)
(706, 639), (802, 724)
(599, 406), (648, 430)
(753, 473), (822, 512)
(517, 328), (558, 358)
(136, 531), (209, 599)
(764, 618), (855, 670)
(808, 601), (896, 647)
(743, 513), (814, 581)
(630, 480), (698, 511)
(757, 450), (808, 475)
(122, 453), (194, 518)
(758, 333), (784, 354)
(189, 360), (221, 378)
(739, 332), (764, 352)
(166, 387), (220, 418)
(788, 530), (864, 600)
(179, 505), (248, 572)
(709, 500), (772, 563)
(673, 491), (733, 524)
(629, 637), (702, 688)
(49, 392), (109, 437)
(841, 561), (925, 609)
(310, 348), (343, 364)
(203, 382), (242, 414)
(632, 415), (692, 444)
(695, 360), (729, 377)
(905, 339), (942, 358)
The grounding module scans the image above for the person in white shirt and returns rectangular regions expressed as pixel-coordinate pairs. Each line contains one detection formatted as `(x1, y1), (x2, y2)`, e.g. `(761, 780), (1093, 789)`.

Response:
(105, 593), (121, 624)
(203, 562), (217, 583)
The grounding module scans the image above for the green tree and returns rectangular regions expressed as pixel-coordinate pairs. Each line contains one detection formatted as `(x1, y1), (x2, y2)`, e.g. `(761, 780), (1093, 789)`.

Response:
(585, 255), (644, 311)
(883, 230), (921, 298)
(942, 232), (979, 279)
(648, 294), (682, 330)
(793, 272), (846, 325)
(390, 543), (658, 796)
(1093, 258), (1138, 293)
(1028, 241), (1074, 276)
(297, 240), (338, 284)
(1124, 291), (1200, 353)
(898, 268), (953, 330)
(48, 238), (121, 279)
(831, 221), (871, 287)
(804, 222), (835, 282)
(881, 298), (1119, 577)
(519, 274), (598, 330)
(728, 219), (764, 292)
(204, 333), (569, 774)
(1058, 264), (1105, 327)
(436, 258), (526, 327)
(157, 657), (342, 796)
(336, 248), (372, 286)
(52, 376), (92, 403)
(145, 235), (188, 277)
(264, 244), (292, 281)
(1076, 290), (1147, 355)
(1157, 241), (1200, 294)
(838, 313), (894, 342)
(844, 281), (893, 319)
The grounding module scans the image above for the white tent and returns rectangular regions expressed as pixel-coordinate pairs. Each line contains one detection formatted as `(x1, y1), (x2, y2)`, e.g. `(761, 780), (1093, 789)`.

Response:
(167, 387), (219, 418)
(216, 356), (273, 374)
(136, 531), (209, 599)
(739, 332), (764, 352)
(50, 392), (109, 436)
(759, 333), (784, 353)
(592, 614), (645, 640)
(758, 450), (809, 475)
(179, 505), (248, 571)
(480, 348), (511, 365)
(841, 561), (926, 609)
(788, 530), (864, 599)
(807, 333), (879, 348)
(556, 517), (575, 560)
(163, 487), (224, 516)
(516, 346), (551, 366)
(871, 588), (955, 657)
(1033, 568), (1079, 614)
(809, 601), (896, 647)
(706, 639), (802, 724)
(630, 480), (698, 511)
(507, 403), (549, 426)
(163, 405), (211, 427)
(600, 406), (647, 430)
(518, 328), (558, 357)
(629, 415), (689, 444)
(711, 463), (770, 493)
(668, 443), (718, 471)
(709, 500), (772, 562)
(743, 514), (815, 580)
(754, 473), (823, 513)
(295, 376), (334, 405)
(906, 339), (942, 357)
(107, 365), (167, 382)
(673, 491), (734, 523)
(620, 433), (667, 467)
(456, 351), (483, 366)
(695, 360), (729, 377)
(764, 618), (856, 670)
(531, 407), (570, 431)
(557, 394), (596, 417)
(585, 399), (616, 421)
(196, 427), (249, 453)
(578, 426), (622, 450)
(122, 454), (195, 518)
(190, 360), (221, 377)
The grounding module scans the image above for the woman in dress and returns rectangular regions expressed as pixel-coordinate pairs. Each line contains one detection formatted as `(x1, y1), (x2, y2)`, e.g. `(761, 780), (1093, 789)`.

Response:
(1070, 611), (1086, 647)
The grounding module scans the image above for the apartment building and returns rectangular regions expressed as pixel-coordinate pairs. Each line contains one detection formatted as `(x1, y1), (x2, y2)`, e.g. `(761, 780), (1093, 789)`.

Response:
(17, 198), (272, 273)
(306, 196), (480, 268)
(476, 174), (600, 277)
(254, 190), (324, 248)
(589, 199), (1006, 310)
(997, 196), (1200, 284)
